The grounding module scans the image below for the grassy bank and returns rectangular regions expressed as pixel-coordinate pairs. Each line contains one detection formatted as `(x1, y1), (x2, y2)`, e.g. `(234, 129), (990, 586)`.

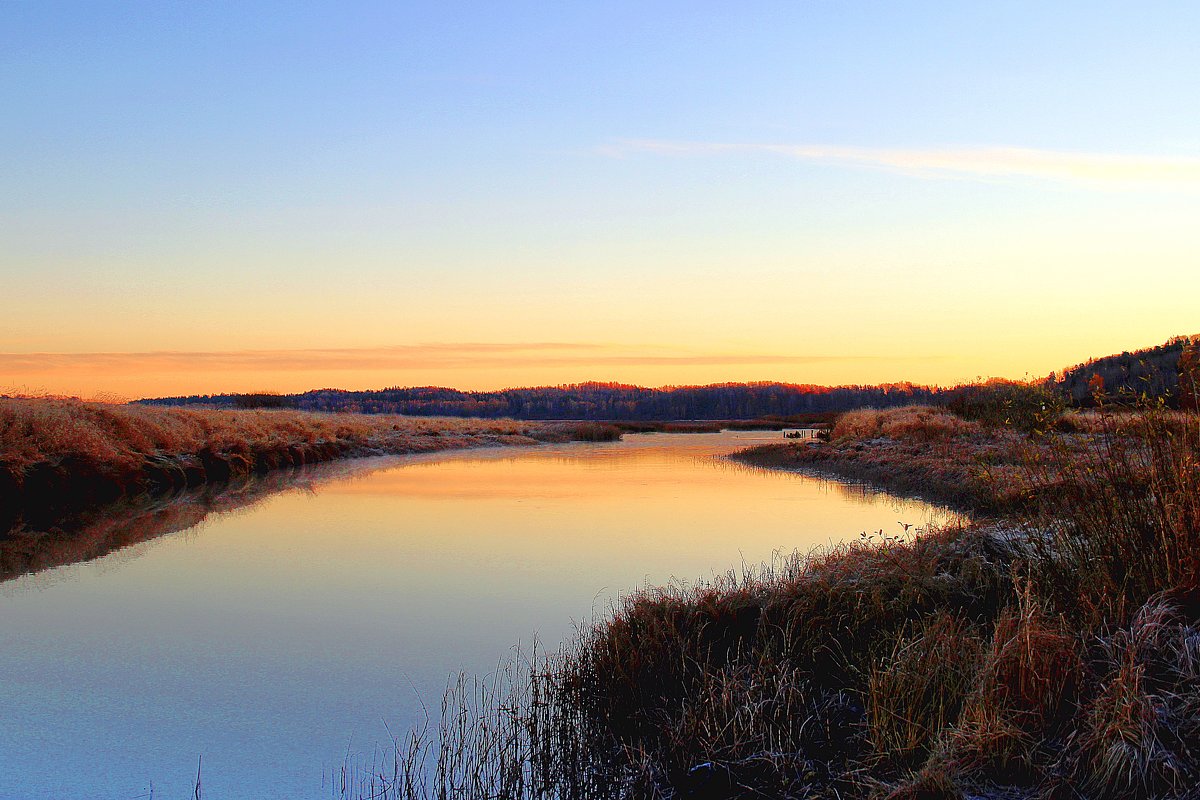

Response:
(732, 405), (1194, 516)
(0, 397), (619, 526)
(731, 406), (1013, 513)
(345, 402), (1200, 800)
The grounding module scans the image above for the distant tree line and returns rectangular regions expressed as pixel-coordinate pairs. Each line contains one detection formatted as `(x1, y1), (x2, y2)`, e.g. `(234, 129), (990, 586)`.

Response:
(140, 381), (948, 419)
(230, 393), (296, 409)
(137, 336), (1200, 419)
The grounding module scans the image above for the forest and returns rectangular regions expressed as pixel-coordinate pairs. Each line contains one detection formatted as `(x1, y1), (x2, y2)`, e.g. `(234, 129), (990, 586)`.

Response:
(139, 381), (947, 419)
(138, 335), (1198, 419)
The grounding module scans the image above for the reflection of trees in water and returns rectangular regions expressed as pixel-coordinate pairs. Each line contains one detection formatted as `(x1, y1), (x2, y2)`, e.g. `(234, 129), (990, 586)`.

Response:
(0, 457), (400, 583)
(714, 456), (965, 523)
(1, 442), (962, 584)
(0, 441), (701, 584)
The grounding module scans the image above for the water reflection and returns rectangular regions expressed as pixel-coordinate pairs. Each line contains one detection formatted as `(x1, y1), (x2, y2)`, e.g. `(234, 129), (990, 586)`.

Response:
(0, 432), (958, 800)
(714, 456), (968, 523)
(0, 456), (410, 584)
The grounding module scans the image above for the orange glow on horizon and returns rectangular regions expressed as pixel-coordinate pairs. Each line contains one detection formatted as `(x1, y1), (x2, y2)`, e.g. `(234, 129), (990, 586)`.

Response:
(2, 329), (1193, 401)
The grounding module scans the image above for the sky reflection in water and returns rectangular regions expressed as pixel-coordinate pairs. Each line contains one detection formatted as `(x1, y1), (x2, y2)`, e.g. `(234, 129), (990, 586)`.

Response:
(0, 432), (957, 799)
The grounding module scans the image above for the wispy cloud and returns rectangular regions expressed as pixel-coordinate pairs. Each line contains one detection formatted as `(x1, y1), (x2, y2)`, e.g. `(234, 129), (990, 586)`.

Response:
(0, 343), (875, 375)
(605, 139), (1200, 187)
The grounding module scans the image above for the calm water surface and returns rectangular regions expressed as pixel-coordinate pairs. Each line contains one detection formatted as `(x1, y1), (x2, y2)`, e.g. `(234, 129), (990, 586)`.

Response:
(0, 432), (956, 799)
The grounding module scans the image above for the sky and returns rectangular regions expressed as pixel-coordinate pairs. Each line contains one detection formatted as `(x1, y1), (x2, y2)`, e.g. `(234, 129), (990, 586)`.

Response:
(2, 1), (1198, 399)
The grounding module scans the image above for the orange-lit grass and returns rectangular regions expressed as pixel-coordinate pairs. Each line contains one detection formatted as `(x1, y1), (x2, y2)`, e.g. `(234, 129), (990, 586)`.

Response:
(0, 397), (619, 514)
(0, 397), (602, 470)
(833, 406), (982, 442)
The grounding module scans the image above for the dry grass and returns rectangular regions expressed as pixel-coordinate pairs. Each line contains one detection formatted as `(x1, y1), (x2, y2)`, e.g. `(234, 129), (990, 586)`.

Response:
(867, 613), (983, 766)
(0, 397), (619, 518)
(736, 407), (1026, 513)
(834, 406), (982, 442)
(946, 582), (1085, 781)
(738, 405), (1198, 522)
(1068, 590), (1200, 795)
(0, 396), (598, 472)
(1021, 404), (1200, 623)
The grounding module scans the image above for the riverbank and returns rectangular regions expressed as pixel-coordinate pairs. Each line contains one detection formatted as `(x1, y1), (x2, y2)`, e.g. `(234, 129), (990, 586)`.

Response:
(730, 406), (1029, 514)
(0, 397), (619, 527)
(562, 405), (1200, 799)
(356, 403), (1200, 800)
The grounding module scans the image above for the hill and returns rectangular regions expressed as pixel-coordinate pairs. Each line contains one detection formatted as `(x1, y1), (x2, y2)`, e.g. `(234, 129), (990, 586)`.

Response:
(1052, 334), (1199, 406)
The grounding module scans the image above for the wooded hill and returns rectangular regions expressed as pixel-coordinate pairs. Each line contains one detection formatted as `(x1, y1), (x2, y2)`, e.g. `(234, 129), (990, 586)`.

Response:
(1052, 334), (1199, 406)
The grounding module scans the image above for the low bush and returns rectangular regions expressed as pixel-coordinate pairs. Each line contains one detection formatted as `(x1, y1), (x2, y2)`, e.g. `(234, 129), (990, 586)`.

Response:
(946, 380), (1065, 432)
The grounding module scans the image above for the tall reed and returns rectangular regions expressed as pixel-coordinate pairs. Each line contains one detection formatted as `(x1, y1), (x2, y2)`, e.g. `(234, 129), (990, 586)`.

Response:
(1022, 402), (1200, 623)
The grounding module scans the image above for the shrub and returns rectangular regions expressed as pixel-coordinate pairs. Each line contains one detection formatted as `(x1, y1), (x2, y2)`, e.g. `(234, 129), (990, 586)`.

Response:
(946, 380), (1065, 432)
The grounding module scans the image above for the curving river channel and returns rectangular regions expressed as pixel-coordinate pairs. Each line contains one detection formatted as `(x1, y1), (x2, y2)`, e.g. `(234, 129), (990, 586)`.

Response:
(0, 431), (958, 799)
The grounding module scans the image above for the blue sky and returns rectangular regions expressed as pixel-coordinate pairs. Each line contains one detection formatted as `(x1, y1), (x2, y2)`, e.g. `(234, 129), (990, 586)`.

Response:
(3, 2), (1198, 396)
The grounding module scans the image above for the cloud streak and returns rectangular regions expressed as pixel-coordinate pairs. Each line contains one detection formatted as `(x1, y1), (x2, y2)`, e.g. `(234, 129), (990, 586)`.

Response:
(0, 343), (875, 375)
(607, 139), (1200, 187)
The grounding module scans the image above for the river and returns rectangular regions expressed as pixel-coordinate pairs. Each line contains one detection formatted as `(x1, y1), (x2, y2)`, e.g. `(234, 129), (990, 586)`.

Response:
(0, 431), (957, 799)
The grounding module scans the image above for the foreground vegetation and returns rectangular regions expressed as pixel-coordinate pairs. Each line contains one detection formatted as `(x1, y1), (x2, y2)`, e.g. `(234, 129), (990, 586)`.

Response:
(341, 397), (1200, 800)
(0, 397), (619, 527)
